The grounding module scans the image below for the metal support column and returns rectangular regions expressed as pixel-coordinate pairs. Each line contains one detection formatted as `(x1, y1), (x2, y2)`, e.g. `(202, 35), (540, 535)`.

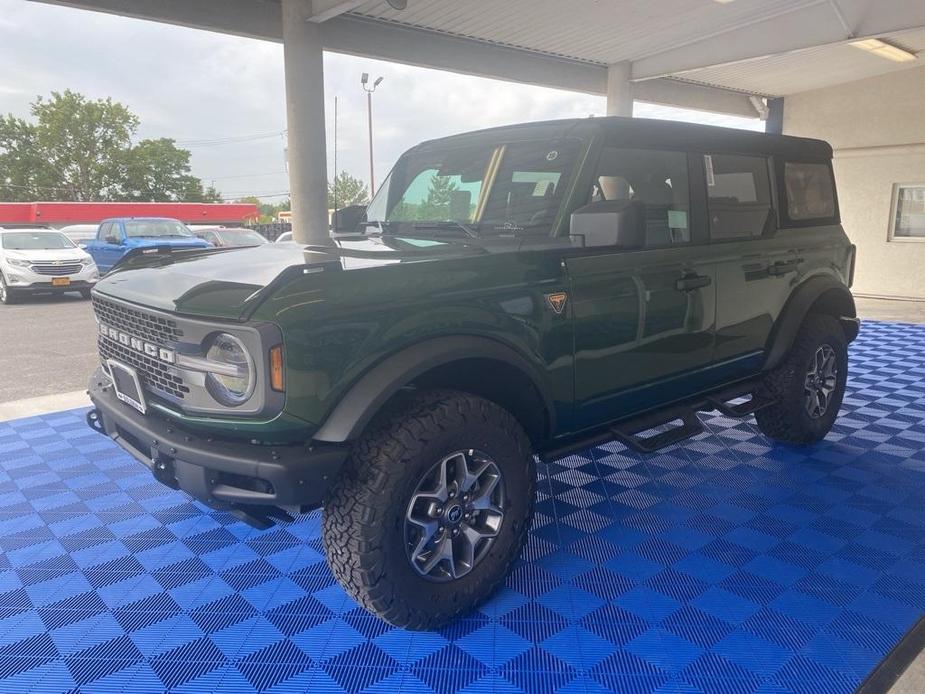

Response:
(606, 62), (634, 117)
(281, 0), (331, 245)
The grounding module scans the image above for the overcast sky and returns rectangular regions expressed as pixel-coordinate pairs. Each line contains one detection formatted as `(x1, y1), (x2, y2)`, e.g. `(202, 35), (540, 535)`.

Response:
(0, 0), (763, 202)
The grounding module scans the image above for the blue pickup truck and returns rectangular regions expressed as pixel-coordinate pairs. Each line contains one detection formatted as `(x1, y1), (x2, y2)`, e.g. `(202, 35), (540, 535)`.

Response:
(84, 217), (212, 273)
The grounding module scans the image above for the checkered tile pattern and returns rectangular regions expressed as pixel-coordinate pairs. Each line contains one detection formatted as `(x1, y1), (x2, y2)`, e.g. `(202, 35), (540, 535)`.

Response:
(2, 321), (925, 693)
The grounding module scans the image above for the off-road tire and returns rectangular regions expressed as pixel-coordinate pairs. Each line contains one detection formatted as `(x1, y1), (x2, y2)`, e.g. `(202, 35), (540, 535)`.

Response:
(322, 389), (535, 630)
(0, 274), (16, 305)
(755, 313), (848, 444)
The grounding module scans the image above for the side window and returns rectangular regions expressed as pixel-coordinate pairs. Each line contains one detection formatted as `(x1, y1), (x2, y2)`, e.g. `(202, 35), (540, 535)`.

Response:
(784, 162), (836, 222)
(705, 154), (772, 240)
(97, 222), (111, 241)
(591, 148), (691, 246)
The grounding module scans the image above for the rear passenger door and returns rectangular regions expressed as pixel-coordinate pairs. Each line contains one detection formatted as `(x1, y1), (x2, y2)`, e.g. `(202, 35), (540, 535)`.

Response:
(567, 147), (717, 429)
(706, 153), (797, 372)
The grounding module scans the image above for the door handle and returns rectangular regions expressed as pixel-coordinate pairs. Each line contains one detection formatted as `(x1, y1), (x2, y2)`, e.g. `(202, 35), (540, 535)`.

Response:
(676, 274), (712, 292)
(768, 258), (803, 276)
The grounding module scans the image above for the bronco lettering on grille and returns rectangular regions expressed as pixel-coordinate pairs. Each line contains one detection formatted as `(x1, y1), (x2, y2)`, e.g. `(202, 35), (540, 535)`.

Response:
(99, 323), (176, 364)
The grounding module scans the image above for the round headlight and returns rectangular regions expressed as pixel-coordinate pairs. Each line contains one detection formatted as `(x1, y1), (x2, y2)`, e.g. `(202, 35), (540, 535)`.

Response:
(204, 333), (255, 406)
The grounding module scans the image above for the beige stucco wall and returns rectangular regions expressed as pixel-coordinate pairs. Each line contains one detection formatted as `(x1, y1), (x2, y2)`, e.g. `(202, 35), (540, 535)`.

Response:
(784, 65), (925, 300)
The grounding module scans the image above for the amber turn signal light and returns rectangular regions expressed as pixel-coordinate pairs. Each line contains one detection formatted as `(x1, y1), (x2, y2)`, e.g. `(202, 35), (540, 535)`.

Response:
(269, 345), (285, 392)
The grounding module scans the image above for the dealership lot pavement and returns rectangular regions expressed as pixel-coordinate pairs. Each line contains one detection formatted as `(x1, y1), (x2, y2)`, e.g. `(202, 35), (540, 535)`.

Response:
(0, 294), (97, 403)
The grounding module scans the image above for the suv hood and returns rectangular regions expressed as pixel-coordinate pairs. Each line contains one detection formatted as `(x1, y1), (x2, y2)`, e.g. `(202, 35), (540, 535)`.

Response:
(4, 248), (90, 263)
(93, 235), (483, 319)
(128, 237), (211, 249)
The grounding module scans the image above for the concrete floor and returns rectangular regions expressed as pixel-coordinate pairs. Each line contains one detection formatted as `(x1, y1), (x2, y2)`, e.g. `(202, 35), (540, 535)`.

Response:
(892, 660), (925, 693)
(855, 296), (925, 324)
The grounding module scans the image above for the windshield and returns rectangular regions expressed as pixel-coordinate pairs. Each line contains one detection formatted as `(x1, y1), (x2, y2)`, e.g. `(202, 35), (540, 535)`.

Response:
(366, 138), (582, 235)
(1, 231), (76, 250)
(217, 229), (267, 245)
(125, 220), (193, 238)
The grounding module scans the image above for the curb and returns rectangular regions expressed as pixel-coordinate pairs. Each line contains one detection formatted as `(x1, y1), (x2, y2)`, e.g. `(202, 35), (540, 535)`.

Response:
(0, 391), (91, 422)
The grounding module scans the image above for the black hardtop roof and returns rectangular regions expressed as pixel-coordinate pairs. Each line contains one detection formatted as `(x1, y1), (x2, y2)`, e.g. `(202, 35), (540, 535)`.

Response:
(414, 116), (832, 161)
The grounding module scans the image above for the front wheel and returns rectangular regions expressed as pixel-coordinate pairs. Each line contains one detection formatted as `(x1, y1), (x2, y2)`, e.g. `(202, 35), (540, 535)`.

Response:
(323, 390), (535, 630)
(0, 275), (16, 305)
(755, 313), (848, 444)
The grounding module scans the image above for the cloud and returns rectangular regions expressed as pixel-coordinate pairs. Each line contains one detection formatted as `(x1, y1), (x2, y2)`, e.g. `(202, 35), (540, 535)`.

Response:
(0, 0), (761, 202)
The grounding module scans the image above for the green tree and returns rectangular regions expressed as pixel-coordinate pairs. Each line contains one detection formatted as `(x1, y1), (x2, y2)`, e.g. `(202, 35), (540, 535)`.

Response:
(418, 174), (459, 220)
(0, 90), (221, 202)
(0, 115), (51, 201)
(328, 171), (368, 209)
(237, 195), (291, 223)
(120, 137), (221, 202)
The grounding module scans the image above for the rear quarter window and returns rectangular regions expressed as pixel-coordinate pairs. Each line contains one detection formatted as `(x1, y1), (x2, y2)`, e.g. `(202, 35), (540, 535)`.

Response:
(705, 154), (773, 241)
(784, 162), (837, 223)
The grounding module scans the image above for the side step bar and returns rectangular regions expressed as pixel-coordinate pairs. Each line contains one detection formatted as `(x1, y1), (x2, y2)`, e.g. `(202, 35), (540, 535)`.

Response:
(609, 382), (775, 455)
(611, 410), (704, 455)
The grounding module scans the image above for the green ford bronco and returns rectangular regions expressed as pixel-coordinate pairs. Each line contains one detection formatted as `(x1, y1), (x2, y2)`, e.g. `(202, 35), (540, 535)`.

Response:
(86, 117), (858, 629)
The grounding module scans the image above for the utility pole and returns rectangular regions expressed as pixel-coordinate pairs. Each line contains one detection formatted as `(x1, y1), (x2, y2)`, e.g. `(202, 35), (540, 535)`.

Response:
(361, 73), (384, 198)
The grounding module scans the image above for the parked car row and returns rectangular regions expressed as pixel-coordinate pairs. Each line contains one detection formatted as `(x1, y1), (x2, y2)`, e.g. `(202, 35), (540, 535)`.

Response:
(0, 219), (269, 304)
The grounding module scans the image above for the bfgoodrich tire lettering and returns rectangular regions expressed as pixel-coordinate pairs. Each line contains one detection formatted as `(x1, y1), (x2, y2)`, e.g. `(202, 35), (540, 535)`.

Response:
(322, 389), (535, 630)
(755, 313), (848, 444)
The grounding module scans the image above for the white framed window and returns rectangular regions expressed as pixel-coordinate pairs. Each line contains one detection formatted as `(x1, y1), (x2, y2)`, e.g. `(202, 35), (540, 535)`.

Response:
(889, 183), (925, 241)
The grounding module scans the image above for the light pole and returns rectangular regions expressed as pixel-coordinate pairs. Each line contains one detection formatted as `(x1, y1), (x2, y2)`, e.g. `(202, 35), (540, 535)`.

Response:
(361, 72), (383, 198)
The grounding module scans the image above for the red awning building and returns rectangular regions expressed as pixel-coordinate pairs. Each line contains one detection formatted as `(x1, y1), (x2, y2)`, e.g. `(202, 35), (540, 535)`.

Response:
(0, 201), (259, 227)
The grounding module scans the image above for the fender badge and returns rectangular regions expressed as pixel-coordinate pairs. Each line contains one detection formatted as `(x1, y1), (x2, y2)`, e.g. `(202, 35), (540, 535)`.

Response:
(545, 292), (568, 315)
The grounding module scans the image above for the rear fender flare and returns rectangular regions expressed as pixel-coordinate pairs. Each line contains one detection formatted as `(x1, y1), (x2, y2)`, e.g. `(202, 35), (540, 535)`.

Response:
(312, 336), (554, 443)
(763, 275), (857, 371)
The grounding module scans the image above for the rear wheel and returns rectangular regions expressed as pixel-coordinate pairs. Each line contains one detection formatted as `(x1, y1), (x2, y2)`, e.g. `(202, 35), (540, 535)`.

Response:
(755, 313), (848, 444)
(79, 289), (92, 300)
(323, 390), (535, 629)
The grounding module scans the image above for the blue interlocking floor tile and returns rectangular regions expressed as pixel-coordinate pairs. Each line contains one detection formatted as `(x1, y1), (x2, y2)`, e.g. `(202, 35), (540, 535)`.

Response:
(2, 321), (925, 692)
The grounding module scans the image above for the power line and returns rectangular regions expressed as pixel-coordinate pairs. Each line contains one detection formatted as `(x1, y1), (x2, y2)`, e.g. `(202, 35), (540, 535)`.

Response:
(202, 171), (288, 181)
(174, 130), (287, 148)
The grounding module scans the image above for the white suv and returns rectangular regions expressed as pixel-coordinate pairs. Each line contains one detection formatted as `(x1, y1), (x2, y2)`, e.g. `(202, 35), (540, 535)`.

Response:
(0, 227), (100, 305)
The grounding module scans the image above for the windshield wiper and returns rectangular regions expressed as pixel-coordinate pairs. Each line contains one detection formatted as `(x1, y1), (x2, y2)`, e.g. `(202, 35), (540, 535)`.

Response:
(412, 221), (480, 238)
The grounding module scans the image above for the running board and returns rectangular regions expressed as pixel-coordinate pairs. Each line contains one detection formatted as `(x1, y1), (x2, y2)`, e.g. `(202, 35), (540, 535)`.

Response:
(606, 381), (775, 455)
(702, 383), (775, 418)
(540, 381), (777, 460)
(611, 410), (704, 455)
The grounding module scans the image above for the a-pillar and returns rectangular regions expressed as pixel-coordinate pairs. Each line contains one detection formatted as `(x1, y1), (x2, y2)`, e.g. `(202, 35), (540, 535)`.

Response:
(606, 62), (634, 117)
(281, 0), (331, 245)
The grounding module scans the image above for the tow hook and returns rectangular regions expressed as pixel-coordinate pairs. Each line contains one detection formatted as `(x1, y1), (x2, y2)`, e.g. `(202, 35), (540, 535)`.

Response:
(151, 453), (179, 489)
(86, 408), (105, 434)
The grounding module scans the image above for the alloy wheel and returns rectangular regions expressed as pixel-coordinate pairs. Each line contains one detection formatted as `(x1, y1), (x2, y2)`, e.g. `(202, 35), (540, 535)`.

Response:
(404, 449), (506, 582)
(804, 344), (838, 419)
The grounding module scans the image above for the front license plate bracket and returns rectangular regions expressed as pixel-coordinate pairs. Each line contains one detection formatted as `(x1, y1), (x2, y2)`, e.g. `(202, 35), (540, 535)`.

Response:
(107, 359), (147, 414)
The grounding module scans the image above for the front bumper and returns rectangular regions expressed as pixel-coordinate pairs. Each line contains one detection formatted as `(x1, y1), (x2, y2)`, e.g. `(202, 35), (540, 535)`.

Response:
(2, 264), (98, 291)
(87, 367), (348, 524)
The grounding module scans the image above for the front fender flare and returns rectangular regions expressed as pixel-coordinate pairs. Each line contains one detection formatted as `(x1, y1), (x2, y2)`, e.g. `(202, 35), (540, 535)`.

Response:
(312, 335), (555, 443)
(763, 274), (857, 372)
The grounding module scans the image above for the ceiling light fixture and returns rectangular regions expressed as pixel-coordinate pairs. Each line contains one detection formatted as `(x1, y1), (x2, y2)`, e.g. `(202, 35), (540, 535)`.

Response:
(850, 38), (918, 63)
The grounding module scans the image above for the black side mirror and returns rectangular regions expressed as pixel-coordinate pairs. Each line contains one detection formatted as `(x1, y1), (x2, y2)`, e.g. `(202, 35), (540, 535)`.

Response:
(569, 200), (646, 249)
(333, 205), (367, 233)
(105, 235), (121, 245)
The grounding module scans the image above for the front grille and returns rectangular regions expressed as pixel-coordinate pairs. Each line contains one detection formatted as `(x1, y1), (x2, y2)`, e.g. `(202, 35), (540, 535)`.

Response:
(100, 336), (190, 400)
(92, 295), (183, 345)
(32, 263), (82, 276)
